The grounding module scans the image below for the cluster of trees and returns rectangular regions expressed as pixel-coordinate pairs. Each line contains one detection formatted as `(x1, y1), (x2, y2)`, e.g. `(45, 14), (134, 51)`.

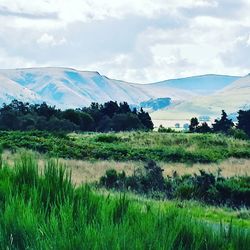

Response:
(189, 110), (250, 138)
(0, 100), (154, 132)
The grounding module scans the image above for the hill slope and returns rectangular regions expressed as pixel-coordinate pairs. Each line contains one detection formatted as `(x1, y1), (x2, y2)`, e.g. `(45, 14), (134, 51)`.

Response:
(0, 68), (194, 108)
(152, 74), (250, 120)
(152, 74), (240, 94)
(0, 75), (40, 104)
(0, 68), (244, 117)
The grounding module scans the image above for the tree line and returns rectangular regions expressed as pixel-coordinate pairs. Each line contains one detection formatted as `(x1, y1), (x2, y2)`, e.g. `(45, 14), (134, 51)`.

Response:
(189, 109), (250, 138)
(0, 100), (154, 132)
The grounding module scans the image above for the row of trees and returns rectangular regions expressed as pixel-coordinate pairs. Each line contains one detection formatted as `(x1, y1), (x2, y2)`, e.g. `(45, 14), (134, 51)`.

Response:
(189, 110), (250, 138)
(0, 100), (154, 132)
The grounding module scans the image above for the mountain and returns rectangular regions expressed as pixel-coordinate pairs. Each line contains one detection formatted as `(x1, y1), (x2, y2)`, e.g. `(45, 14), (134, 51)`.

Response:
(0, 68), (152, 108)
(151, 74), (240, 95)
(0, 67), (194, 109)
(0, 67), (245, 119)
(0, 75), (40, 104)
(151, 74), (250, 120)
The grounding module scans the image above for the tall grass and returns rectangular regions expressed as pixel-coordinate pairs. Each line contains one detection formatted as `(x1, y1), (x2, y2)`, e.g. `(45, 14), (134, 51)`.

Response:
(0, 153), (249, 249)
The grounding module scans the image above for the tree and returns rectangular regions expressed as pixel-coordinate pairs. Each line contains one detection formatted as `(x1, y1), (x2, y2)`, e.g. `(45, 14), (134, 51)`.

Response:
(119, 102), (131, 113)
(111, 113), (144, 131)
(196, 122), (212, 133)
(101, 101), (119, 118)
(138, 108), (154, 130)
(212, 110), (234, 133)
(97, 115), (112, 132)
(237, 109), (250, 137)
(62, 109), (81, 125)
(0, 100), (155, 133)
(34, 102), (58, 119)
(79, 112), (94, 131)
(189, 117), (199, 132)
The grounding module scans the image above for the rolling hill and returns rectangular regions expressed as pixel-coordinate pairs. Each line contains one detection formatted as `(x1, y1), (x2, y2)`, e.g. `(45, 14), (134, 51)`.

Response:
(0, 67), (247, 121)
(149, 74), (240, 95)
(0, 67), (195, 109)
(151, 74), (250, 120)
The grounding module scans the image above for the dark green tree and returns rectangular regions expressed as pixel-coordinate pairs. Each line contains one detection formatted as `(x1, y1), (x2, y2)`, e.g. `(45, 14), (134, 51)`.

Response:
(189, 117), (199, 132)
(111, 113), (144, 131)
(212, 110), (234, 133)
(119, 102), (131, 113)
(62, 109), (81, 125)
(138, 108), (154, 130)
(196, 122), (212, 133)
(237, 109), (250, 137)
(102, 101), (119, 118)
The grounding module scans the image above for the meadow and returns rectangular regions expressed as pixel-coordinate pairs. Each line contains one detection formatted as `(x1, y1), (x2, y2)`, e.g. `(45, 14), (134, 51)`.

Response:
(0, 152), (249, 250)
(0, 131), (249, 249)
(0, 130), (250, 163)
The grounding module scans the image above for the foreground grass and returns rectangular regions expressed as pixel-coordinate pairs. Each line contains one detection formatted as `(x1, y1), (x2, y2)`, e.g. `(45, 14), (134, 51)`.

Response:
(0, 130), (250, 163)
(0, 152), (249, 249)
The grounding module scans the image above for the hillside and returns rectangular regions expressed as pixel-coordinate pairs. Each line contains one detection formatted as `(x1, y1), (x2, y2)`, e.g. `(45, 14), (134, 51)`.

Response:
(0, 75), (40, 104)
(152, 74), (250, 120)
(0, 67), (192, 109)
(150, 74), (240, 95)
(0, 68), (240, 112)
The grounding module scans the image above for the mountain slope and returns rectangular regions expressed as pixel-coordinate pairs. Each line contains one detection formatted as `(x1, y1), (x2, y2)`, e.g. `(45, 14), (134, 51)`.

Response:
(0, 75), (40, 104)
(151, 74), (250, 120)
(150, 74), (240, 94)
(0, 67), (194, 108)
(0, 68), (245, 117)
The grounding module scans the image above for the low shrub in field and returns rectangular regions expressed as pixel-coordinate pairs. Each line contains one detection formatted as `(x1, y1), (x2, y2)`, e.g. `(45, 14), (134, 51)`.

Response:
(100, 160), (165, 194)
(100, 162), (250, 208)
(95, 134), (121, 143)
(228, 128), (249, 140)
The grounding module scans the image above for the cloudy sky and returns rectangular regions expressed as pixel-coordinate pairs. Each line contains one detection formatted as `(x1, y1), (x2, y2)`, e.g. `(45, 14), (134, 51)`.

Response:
(0, 0), (250, 83)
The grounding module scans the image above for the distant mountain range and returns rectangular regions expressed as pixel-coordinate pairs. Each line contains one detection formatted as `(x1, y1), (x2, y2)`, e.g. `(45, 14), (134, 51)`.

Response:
(0, 67), (248, 120)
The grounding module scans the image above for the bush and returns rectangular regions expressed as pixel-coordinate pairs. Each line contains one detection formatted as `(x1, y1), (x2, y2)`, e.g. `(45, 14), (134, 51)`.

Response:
(100, 161), (166, 195)
(228, 128), (249, 140)
(100, 164), (250, 208)
(158, 125), (176, 133)
(95, 134), (121, 143)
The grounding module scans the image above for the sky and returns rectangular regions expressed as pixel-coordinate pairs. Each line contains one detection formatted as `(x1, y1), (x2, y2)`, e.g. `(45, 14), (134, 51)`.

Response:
(0, 0), (250, 83)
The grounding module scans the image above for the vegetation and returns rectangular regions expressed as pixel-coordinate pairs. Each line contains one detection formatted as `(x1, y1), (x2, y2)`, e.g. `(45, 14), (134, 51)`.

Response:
(0, 100), (153, 132)
(0, 100), (249, 249)
(0, 130), (250, 163)
(238, 109), (250, 137)
(0, 152), (249, 249)
(100, 161), (250, 208)
(189, 109), (250, 138)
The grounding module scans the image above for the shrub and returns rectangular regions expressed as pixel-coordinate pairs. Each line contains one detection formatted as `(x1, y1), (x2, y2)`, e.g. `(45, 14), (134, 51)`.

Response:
(95, 134), (121, 143)
(100, 164), (250, 208)
(100, 169), (118, 189)
(228, 128), (249, 140)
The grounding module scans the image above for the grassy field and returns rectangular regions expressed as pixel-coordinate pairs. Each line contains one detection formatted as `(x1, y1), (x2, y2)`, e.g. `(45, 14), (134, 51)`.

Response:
(3, 151), (250, 185)
(0, 130), (250, 163)
(0, 131), (249, 249)
(0, 152), (249, 249)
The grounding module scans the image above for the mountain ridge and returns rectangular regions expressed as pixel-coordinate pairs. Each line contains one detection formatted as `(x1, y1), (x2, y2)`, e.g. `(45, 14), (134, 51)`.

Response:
(0, 67), (247, 120)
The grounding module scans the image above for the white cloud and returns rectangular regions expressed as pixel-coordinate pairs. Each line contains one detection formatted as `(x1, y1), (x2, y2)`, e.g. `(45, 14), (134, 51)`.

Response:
(0, 0), (249, 82)
(37, 33), (66, 46)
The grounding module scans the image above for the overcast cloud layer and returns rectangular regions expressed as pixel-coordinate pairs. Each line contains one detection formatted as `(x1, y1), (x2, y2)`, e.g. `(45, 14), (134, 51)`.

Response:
(0, 0), (250, 83)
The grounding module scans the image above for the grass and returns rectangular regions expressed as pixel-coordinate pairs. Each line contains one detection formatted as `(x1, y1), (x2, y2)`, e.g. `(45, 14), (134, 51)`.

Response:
(2, 151), (250, 186)
(0, 130), (250, 164)
(0, 152), (249, 249)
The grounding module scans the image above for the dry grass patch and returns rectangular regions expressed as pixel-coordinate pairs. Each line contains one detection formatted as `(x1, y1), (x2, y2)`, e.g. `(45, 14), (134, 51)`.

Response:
(2, 151), (249, 185)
